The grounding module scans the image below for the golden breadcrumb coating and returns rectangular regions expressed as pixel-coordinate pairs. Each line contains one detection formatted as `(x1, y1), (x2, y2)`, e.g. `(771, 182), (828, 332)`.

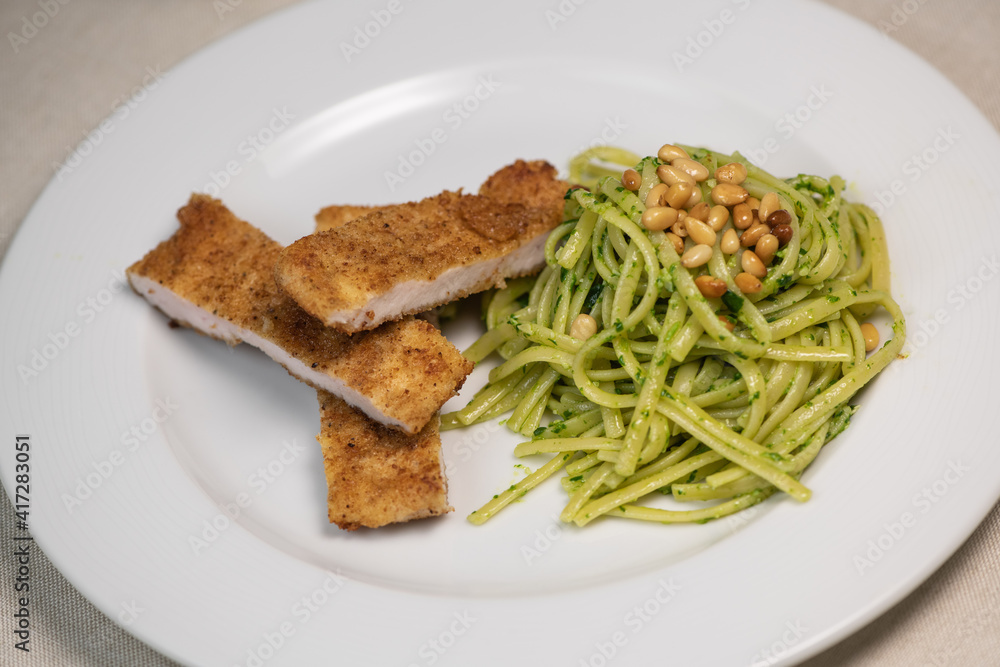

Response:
(315, 204), (390, 232)
(317, 390), (452, 530)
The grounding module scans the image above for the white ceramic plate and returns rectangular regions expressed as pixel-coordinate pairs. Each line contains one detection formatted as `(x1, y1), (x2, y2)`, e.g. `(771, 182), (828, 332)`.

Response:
(4, 1), (1000, 665)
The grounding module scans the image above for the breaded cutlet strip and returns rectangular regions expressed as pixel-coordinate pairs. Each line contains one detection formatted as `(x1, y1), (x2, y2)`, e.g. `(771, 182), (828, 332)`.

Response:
(312, 157), (570, 233)
(127, 194), (473, 434)
(317, 390), (452, 530)
(276, 160), (568, 333)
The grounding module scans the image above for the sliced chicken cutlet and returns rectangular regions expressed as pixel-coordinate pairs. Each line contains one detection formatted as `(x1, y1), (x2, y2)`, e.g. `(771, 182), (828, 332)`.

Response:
(276, 160), (568, 333)
(317, 390), (452, 530)
(127, 194), (472, 434)
(312, 158), (568, 233)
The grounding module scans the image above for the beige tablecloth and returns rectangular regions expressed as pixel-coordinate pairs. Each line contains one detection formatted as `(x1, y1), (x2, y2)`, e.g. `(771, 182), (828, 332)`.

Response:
(1, 1), (998, 665)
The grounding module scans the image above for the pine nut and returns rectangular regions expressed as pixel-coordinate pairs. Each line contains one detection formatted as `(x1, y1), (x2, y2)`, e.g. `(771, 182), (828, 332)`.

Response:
(758, 192), (780, 224)
(734, 272), (763, 294)
(688, 201), (710, 222)
(645, 183), (669, 208)
(711, 183), (749, 206)
(686, 186), (703, 209)
(695, 275), (728, 298)
(741, 250), (767, 279)
(771, 223), (793, 246)
(740, 222), (769, 247)
(718, 314), (736, 332)
(671, 219), (688, 237)
(658, 144), (689, 163)
(671, 157), (709, 182)
(681, 244), (713, 268)
(707, 205), (729, 231)
(665, 232), (684, 255)
(622, 169), (641, 191)
(686, 218), (717, 246)
(714, 162), (747, 185)
(657, 164), (696, 187)
(571, 313), (598, 340)
(732, 203), (754, 230)
(664, 182), (694, 209)
(641, 206), (678, 231)
(860, 322), (880, 352)
(720, 228), (740, 254)
(755, 234), (779, 265)
(746, 196), (761, 212)
(766, 209), (792, 227)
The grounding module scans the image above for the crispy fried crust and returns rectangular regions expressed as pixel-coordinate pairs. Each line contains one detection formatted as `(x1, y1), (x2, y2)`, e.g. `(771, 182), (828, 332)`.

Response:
(317, 390), (452, 530)
(276, 160), (567, 332)
(477, 159), (570, 208)
(315, 204), (391, 232)
(313, 159), (566, 232)
(127, 194), (472, 433)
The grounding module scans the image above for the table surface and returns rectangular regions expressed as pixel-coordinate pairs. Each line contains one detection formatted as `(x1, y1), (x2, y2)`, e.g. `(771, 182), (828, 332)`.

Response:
(1, 1), (998, 665)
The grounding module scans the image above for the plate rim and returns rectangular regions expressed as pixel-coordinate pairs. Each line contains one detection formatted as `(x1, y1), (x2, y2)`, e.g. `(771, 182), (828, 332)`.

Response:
(3, 1), (1000, 665)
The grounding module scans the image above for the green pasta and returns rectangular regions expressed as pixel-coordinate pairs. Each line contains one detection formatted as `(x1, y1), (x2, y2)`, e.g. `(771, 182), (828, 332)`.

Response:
(444, 144), (905, 527)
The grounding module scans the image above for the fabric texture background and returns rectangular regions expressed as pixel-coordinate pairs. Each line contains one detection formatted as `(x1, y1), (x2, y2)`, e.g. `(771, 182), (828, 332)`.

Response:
(1, 1), (998, 665)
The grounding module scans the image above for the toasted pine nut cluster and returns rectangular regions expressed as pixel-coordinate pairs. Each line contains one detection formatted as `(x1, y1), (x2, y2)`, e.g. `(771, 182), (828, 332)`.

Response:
(624, 143), (795, 298)
(621, 142), (882, 351)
